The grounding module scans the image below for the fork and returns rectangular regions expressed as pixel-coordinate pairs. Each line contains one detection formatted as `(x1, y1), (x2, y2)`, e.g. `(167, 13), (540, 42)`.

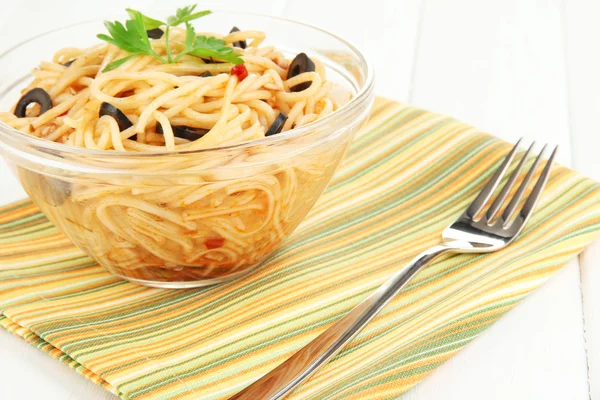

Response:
(229, 139), (558, 400)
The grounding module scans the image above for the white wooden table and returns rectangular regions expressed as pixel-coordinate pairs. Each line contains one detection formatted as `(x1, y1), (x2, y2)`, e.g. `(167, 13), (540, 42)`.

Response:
(0, 1), (598, 398)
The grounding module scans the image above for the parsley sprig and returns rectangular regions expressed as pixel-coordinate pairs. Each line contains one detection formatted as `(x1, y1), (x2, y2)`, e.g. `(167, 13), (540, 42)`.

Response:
(98, 4), (244, 72)
(173, 23), (240, 63)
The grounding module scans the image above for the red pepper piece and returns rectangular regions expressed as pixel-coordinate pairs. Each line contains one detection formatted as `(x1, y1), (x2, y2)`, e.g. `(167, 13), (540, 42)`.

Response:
(205, 237), (225, 249)
(231, 64), (248, 81)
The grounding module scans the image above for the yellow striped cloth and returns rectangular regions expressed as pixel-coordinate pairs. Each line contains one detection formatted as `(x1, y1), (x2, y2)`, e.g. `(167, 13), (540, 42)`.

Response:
(1, 97), (600, 400)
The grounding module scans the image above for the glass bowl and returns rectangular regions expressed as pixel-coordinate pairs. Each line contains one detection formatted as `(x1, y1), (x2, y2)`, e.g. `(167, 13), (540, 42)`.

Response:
(0, 11), (374, 288)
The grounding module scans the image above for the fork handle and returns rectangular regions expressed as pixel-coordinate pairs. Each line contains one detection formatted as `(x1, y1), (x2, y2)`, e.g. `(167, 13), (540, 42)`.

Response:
(228, 245), (453, 400)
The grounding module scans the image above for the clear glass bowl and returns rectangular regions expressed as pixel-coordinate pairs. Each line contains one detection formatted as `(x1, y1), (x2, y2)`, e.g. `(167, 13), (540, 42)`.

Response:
(0, 11), (374, 288)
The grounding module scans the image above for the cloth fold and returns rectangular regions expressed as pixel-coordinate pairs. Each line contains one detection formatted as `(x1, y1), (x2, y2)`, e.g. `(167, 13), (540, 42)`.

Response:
(1, 97), (599, 400)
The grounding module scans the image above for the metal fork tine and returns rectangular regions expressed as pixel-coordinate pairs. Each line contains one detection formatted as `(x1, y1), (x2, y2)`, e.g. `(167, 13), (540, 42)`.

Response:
(486, 141), (535, 221)
(514, 145), (558, 224)
(466, 138), (522, 218)
(501, 143), (548, 224)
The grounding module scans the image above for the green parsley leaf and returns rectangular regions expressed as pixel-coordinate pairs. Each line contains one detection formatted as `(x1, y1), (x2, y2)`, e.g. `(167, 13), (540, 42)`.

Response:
(166, 4), (211, 26)
(173, 23), (243, 64)
(97, 10), (166, 72)
(163, 6), (210, 63)
(126, 8), (164, 30)
(188, 36), (244, 64)
(185, 22), (196, 49)
(98, 5), (243, 71)
(102, 54), (138, 72)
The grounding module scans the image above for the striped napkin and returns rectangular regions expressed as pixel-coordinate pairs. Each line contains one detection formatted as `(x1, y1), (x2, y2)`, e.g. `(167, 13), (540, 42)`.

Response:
(1, 97), (599, 400)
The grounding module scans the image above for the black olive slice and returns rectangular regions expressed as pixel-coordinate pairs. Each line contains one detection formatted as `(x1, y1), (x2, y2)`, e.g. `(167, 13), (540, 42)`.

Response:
(157, 123), (209, 141)
(286, 53), (316, 92)
(14, 88), (53, 118)
(230, 26), (247, 49)
(63, 59), (76, 67)
(147, 28), (164, 39)
(99, 102), (133, 131)
(200, 57), (225, 64)
(265, 112), (288, 136)
(99, 102), (136, 140)
(201, 71), (212, 77)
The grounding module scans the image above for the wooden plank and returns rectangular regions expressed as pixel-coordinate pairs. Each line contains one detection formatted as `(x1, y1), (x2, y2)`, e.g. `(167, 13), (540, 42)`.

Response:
(404, 261), (589, 399)
(282, 0), (424, 101)
(0, 330), (116, 400)
(564, 0), (600, 398)
(404, 0), (589, 398)
(0, 161), (26, 204)
(410, 0), (572, 164)
(581, 242), (600, 400)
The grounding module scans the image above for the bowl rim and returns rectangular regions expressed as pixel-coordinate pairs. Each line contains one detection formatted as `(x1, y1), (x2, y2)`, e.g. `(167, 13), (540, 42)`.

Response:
(0, 9), (374, 158)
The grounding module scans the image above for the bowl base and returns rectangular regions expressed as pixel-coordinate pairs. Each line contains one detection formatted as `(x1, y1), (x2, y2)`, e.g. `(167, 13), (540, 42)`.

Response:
(114, 267), (256, 289)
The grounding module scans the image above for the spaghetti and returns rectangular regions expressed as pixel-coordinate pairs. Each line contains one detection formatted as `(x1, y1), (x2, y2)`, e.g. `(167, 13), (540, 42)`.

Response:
(0, 17), (352, 286)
